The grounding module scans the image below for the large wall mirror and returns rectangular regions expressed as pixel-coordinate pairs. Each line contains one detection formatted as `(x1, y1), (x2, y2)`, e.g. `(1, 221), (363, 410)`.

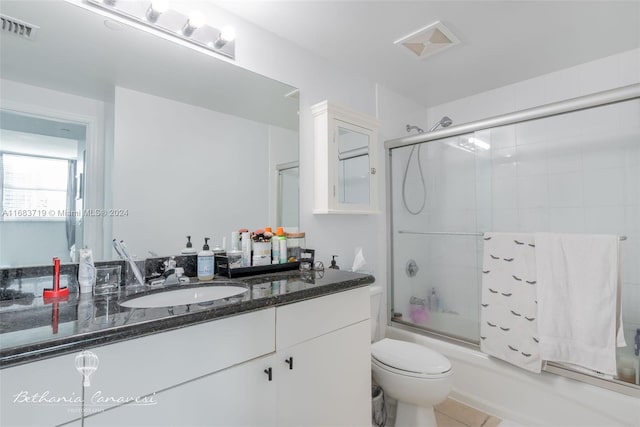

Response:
(0, 0), (299, 267)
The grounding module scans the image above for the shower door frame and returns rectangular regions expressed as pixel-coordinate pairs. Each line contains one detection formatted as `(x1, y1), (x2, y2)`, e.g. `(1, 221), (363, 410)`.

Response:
(384, 83), (640, 397)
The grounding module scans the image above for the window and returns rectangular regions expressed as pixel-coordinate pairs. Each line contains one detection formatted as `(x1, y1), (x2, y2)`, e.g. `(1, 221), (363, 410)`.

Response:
(1, 153), (69, 221)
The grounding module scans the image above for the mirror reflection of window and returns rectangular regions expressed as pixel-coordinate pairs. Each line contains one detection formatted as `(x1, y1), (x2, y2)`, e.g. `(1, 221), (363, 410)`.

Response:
(337, 125), (370, 204)
(0, 110), (86, 266)
(2, 154), (69, 218)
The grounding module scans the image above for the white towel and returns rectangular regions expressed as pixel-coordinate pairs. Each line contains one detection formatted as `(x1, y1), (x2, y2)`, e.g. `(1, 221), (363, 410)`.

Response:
(535, 233), (625, 376)
(481, 232), (542, 373)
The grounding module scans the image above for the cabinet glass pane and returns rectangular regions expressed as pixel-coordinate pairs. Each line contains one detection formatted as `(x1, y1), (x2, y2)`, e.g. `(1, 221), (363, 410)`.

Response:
(337, 126), (369, 204)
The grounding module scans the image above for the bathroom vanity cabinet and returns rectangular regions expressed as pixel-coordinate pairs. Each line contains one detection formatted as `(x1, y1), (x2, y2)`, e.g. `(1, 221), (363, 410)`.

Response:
(10, 286), (371, 426)
(274, 286), (370, 426)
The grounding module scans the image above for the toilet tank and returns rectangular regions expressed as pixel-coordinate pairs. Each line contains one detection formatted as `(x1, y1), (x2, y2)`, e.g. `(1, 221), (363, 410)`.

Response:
(370, 285), (383, 342)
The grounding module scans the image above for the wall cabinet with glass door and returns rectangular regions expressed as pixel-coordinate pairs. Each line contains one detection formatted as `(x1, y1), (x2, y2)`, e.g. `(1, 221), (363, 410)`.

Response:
(311, 101), (380, 214)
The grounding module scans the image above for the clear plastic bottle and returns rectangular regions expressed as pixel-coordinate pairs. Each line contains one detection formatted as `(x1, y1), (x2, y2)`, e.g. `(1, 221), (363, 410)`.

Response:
(286, 232), (305, 261)
(428, 288), (439, 312)
(78, 248), (95, 294)
(241, 231), (251, 267)
(276, 227), (287, 264)
(271, 233), (280, 264)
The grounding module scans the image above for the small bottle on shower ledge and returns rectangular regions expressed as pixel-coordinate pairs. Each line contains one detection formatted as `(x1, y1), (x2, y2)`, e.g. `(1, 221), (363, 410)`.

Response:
(428, 287), (439, 312)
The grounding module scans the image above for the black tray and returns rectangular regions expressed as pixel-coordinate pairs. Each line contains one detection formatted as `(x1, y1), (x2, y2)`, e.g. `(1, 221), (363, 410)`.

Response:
(215, 256), (300, 278)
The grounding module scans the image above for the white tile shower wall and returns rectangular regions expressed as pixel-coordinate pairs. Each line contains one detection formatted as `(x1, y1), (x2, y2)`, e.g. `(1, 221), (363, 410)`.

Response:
(425, 47), (640, 330)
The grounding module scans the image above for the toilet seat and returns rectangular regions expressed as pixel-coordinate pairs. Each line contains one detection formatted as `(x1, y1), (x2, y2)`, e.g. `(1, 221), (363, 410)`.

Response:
(371, 338), (452, 379)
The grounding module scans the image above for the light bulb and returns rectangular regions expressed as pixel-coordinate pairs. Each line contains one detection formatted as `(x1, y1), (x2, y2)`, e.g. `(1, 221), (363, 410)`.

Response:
(188, 11), (205, 29)
(182, 11), (205, 37)
(146, 0), (169, 23)
(220, 25), (236, 42)
(150, 0), (169, 13)
(213, 25), (236, 48)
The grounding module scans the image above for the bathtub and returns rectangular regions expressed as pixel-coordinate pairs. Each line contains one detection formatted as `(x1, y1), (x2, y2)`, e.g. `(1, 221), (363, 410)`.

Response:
(386, 326), (640, 427)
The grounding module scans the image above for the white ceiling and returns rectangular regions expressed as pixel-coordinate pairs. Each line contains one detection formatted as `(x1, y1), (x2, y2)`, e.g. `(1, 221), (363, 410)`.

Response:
(214, 0), (640, 108)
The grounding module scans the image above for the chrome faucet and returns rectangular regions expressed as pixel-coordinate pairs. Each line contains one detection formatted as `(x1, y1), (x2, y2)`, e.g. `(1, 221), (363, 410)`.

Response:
(148, 257), (188, 286)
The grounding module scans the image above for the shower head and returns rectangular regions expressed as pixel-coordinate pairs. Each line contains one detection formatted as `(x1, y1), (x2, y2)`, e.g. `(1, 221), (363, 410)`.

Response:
(429, 116), (453, 132)
(406, 124), (424, 134)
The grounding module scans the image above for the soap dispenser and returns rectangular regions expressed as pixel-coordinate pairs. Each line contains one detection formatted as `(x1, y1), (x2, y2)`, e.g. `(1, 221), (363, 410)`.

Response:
(197, 238), (214, 281)
(181, 236), (197, 255)
(329, 255), (340, 270)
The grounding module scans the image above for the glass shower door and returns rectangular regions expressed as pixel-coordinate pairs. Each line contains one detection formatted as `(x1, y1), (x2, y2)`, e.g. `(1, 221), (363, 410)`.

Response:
(390, 132), (490, 343)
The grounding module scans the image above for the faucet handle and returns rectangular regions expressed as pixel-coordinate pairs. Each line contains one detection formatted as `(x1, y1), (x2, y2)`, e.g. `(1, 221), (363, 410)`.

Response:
(168, 256), (177, 270)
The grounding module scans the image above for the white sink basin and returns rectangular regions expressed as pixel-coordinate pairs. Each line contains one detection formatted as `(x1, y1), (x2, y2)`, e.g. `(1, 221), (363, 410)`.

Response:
(119, 284), (248, 308)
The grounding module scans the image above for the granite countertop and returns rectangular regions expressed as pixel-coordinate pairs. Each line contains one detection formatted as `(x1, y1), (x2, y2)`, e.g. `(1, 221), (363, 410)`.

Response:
(0, 269), (374, 368)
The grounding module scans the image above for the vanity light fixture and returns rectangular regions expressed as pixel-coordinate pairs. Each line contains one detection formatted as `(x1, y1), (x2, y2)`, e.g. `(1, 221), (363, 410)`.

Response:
(86, 0), (236, 60)
(452, 137), (491, 153)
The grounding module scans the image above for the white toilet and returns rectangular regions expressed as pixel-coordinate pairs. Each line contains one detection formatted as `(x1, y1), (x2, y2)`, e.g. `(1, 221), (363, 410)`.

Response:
(370, 286), (453, 427)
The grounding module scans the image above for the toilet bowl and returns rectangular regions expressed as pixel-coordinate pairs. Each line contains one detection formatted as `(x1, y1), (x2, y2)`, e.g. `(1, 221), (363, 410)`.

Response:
(371, 338), (452, 427)
(369, 287), (453, 427)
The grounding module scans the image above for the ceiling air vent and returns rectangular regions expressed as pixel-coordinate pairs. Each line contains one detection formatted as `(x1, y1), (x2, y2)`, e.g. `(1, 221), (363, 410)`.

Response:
(394, 21), (459, 59)
(0, 14), (39, 40)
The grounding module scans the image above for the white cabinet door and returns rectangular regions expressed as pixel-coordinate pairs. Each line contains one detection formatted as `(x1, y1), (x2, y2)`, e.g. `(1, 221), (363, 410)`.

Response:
(311, 100), (380, 214)
(84, 354), (278, 426)
(0, 353), (83, 427)
(276, 320), (371, 427)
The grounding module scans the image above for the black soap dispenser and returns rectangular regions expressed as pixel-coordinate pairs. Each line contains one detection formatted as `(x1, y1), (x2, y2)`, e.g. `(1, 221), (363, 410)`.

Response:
(329, 255), (340, 270)
(181, 236), (197, 255)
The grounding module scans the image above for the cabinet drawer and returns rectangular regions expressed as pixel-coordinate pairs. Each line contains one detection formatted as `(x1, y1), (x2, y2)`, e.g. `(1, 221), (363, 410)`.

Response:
(276, 287), (369, 349)
(1, 353), (83, 427)
(85, 308), (275, 412)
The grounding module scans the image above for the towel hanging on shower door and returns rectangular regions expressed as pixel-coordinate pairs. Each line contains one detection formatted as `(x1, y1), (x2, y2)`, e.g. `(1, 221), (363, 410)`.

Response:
(535, 233), (625, 377)
(480, 232), (542, 373)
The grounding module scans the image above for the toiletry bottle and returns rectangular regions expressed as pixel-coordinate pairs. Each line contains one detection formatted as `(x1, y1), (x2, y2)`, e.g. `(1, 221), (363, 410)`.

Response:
(241, 231), (251, 267)
(277, 227), (287, 264)
(181, 236), (197, 255)
(272, 227), (281, 264)
(78, 248), (95, 294)
(329, 255), (340, 269)
(197, 238), (214, 281)
(286, 232), (305, 261)
(231, 231), (240, 252)
(428, 288), (439, 312)
(211, 241), (225, 274)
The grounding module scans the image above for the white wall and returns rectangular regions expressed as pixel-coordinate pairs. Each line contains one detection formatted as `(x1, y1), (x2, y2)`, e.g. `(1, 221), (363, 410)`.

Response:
(170, 1), (381, 275)
(111, 86), (276, 258)
(427, 49), (640, 125)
